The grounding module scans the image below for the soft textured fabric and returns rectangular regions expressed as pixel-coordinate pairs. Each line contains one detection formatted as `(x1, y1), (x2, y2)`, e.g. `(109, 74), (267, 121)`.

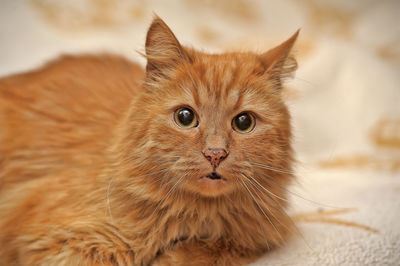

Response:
(0, 1), (399, 265)
(252, 169), (400, 265)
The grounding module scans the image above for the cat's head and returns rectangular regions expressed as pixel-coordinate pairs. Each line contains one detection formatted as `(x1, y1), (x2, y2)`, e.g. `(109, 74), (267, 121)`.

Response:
(116, 17), (298, 199)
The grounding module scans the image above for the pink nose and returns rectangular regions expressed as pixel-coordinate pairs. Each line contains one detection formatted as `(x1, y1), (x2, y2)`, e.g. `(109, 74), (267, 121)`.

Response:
(202, 148), (228, 168)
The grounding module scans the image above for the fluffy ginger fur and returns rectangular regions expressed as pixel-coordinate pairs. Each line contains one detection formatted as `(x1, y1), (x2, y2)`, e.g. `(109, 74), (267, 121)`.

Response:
(0, 17), (299, 265)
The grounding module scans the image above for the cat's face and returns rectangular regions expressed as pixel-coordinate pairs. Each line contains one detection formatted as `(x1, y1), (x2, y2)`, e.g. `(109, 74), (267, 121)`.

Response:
(120, 18), (297, 198)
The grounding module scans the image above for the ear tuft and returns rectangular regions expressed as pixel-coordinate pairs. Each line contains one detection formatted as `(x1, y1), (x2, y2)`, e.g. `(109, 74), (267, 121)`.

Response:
(145, 16), (190, 80)
(260, 30), (300, 82)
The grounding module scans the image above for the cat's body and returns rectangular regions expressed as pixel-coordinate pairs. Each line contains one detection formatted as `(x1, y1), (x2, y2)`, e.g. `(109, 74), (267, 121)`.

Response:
(0, 18), (298, 265)
(0, 54), (144, 264)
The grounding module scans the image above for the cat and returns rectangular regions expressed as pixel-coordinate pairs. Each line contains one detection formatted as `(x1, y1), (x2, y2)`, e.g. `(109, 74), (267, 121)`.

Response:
(0, 16), (299, 265)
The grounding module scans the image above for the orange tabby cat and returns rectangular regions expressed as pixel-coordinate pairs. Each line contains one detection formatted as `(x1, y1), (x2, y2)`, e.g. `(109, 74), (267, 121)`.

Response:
(0, 17), (298, 265)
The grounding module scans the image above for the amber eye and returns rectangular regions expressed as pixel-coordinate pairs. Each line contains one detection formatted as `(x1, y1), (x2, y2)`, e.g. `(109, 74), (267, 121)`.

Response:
(232, 112), (256, 133)
(174, 107), (199, 128)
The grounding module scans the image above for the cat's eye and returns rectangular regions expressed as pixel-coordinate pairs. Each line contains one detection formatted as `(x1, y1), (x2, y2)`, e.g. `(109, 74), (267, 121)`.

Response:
(174, 107), (199, 128)
(232, 112), (256, 133)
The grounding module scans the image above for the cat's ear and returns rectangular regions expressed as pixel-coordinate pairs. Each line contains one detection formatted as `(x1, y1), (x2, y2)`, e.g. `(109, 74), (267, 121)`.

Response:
(260, 30), (300, 81)
(145, 16), (190, 80)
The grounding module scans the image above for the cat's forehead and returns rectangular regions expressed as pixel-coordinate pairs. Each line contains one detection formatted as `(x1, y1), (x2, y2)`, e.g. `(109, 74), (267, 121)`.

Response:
(185, 53), (269, 113)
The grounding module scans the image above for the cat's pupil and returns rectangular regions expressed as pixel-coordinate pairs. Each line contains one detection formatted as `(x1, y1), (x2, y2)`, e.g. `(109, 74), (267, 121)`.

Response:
(178, 108), (194, 126)
(235, 114), (251, 130)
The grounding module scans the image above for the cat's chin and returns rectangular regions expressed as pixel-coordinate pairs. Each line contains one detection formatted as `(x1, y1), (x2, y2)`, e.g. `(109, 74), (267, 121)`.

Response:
(191, 172), (232, 197)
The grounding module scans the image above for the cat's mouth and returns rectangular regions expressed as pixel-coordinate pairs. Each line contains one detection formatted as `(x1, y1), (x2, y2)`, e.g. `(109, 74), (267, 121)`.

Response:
(204, 172), (223, 180)
(197, 172), (228, 190)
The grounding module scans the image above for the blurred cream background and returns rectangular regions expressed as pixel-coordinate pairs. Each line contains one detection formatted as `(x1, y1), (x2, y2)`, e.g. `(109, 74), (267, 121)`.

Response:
(0, 0), (399, 265)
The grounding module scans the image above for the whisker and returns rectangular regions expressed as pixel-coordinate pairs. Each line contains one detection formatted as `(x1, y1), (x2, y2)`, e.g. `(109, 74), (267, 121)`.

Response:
(249, 161), (294, 175)
(245, 177), (294, 244)
(241, 173), (289, 203)
(106, 178), (114, 221)
(146, 174), (187, 222)
(148, 173), (178, 199)
(294, 76), (318, 87)
(123, 166), (176, 189)
(119, 154), (180, 165)
(261, 174), (340, 209)
(243, 174), (291, 224)
(244, 166), (341, 209)
(239, 175), (284, 243)
(134, 158), (179, 167)
(178, 173), (189, 200)
(143, 168), (172, 183)
(242, 173), (312, 249)
(149, 155), (181, 159)
(234, 175), (270, 251)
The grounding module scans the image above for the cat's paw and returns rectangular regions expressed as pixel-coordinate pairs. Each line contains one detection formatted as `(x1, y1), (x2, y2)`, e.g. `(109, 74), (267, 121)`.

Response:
(152, 241), (253, 266)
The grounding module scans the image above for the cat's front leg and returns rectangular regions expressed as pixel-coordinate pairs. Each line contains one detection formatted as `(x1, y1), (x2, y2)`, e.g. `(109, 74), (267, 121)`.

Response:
(153, 240), (259, 266)
(14, 241), (135, 266)
(5, 225), (135, 266)
(13, 239), (135, 266)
